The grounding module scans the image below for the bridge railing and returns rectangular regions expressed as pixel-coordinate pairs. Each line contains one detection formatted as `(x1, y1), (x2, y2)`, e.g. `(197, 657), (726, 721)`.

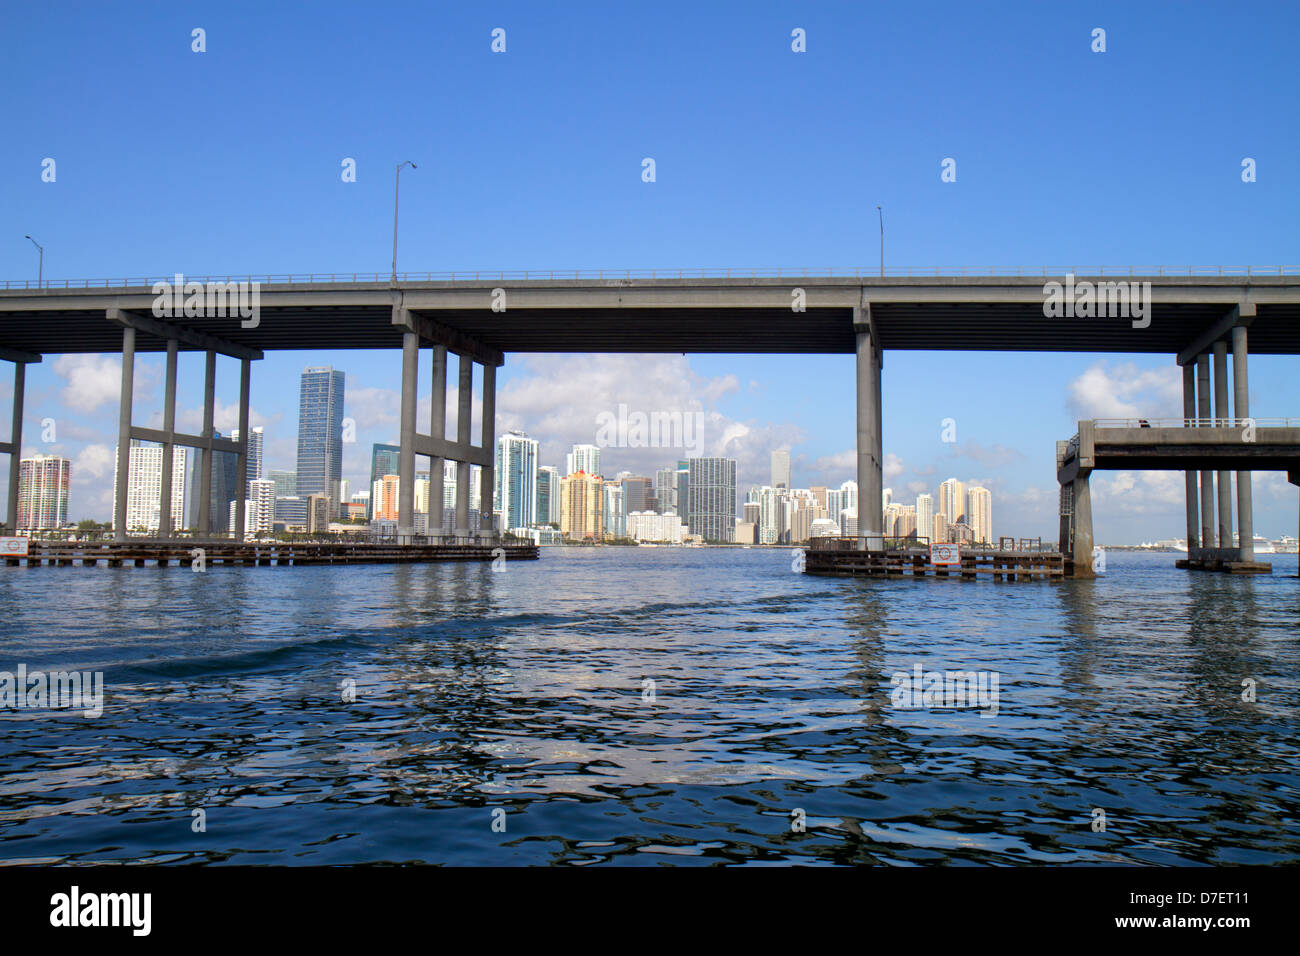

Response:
(4, 265), (1300, 290)
(1092, 417), (1300, 429)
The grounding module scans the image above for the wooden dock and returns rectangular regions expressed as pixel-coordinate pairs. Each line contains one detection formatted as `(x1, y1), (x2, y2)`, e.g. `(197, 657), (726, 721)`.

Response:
(804, 538), (1069, 580)
(2, 539), (539, 568)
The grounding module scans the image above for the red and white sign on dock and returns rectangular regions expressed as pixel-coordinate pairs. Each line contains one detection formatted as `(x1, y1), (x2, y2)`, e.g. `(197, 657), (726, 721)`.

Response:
(930, 543), (960, 566)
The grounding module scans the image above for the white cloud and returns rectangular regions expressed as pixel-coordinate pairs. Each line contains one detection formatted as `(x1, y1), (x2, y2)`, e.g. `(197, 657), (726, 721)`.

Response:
(1067, 361), (1182, 421)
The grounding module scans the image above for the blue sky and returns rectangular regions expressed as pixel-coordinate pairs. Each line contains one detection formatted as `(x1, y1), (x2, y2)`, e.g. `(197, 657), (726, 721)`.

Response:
(3, 1), (1298, 540)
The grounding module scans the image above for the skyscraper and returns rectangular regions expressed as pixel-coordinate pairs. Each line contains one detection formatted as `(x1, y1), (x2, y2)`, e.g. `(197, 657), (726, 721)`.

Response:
(17, 455), (70, 530)
(622, 476), (654, 514)
(296, 366), (346, 509)
(113, 441), (188, 534)
(368, 443), (401, 519)
(496, 431), (539, 530)
(915, 493), (935, 544)
(966, 486), (992, 544)
(771, 449), (791, 490)
(655, 467), (678, 514)
(232, 425), (263, 495)
(565, 443), (601, 477)
(687, 458), (736, 542)
(536, 466), (560, 525)
(938, 478), (966, 527)
(560, 471), (603, 540)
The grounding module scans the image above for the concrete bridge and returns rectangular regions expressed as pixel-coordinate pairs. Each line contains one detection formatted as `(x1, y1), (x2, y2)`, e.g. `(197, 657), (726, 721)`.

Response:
(2, 270), (1298, 558)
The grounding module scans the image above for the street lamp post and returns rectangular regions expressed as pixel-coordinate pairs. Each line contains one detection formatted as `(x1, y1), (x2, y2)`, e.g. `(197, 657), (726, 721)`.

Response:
(876, 206), (883, 277)
(392, 161), (417, 280)
(24, 235), (43, 286)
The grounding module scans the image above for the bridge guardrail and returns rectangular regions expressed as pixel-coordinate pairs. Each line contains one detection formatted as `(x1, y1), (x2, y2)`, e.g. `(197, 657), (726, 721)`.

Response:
(1091, 417), (1300, 429)
(4, 265), (1300, 290)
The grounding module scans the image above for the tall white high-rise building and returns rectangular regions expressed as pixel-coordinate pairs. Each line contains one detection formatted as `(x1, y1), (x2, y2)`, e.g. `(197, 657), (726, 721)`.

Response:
(248, 478), (275, 533)
(966, 486), (992, 544)
(840, 480), (858, 516)
(771, 449), (791, 490)
(915, 493), (935, 544)
(938, 477), (966, 526)
(112, 441), (188, 533)
(565, 443), (601, 477)
(496, 431), (539, 530)
(882, 487), (892, 511)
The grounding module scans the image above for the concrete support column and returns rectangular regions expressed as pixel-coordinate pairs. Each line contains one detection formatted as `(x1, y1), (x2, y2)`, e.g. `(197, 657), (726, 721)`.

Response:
(397, 330), (418, 539)
(6, 362), (25, 532)
(234, 357), (251, 541)
(854, 321), (882, 547)
(1071, 472), (1095, 579)
(1181, 362), (1199, 549)
(454, 353), (472, 538)
(1196, 353), (1215, 549)
(113, 326), (136, 541)
(1232, 324), (1254, 560)
(158, 339), (178, 538)
(429, 345), (447, 535)
(478, 362), (496, 538)
(197, 350), (216, 537)
(1213, 341), (1233, 550)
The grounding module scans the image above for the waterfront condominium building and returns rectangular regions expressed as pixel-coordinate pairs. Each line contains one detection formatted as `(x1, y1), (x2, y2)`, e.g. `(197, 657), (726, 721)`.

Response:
(565, 443), (601, 478)
(371, 474), (400, 522)
(231, 425), (264, 496)
(247, 479), (275, 534)
(687, 457), (736, 543)
(113, 441), (188, 534)
(368, 443), (400, 520)
(967, 486), (992, 544)
(560, 471), (603, 541)
(771, 449), (791, 490)
(655, 467), (678, 514)
(938, 477), (965, 527)
(16, 454), (70, 530)
(496, 431), (539, 530)
(296, 366), (346, 509)
(839, 480), (858, 516)
(536, 466), (560, 525)
(915, 493), (935, 544)
(603, 479), (626, 539)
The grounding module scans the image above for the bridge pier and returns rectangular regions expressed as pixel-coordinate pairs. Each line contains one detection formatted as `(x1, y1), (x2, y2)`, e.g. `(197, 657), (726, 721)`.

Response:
(107, 307), (261, 542)
(1233, 325), (1254, 560)
(392, 304), (501, 545)
(854, 301), (883, 548)
(0, 353), (37, 532)
(1196, 353), (1216, 548)
(1214, 341), (1233, 548)
(1182, 363), (1199, 549)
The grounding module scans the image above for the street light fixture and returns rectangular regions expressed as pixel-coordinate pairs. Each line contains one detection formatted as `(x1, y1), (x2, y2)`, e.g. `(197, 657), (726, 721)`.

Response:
(24, 235), (43, 286)
(392, 161), (417, 280)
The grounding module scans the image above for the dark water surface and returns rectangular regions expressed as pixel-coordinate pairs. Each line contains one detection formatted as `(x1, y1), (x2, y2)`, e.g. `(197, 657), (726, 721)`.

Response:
(1, 548), (1297, 865)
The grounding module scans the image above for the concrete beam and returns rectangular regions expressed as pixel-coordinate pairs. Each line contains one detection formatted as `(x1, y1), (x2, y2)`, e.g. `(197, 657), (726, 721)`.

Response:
(393, 307), (504, 367)
(112, 325), (134, 541)
(1214, 341), (1233, 546)
(0, 348), (41, 364)
(129, 427), (239, 454)
(854, 296), (884, 368)
(1177, 303), (1255, 366)
(1196, 354), (1215, 546)
(1182, 361), (1199, 549)
(106, 306), (263, 361)
(157, 339), (178, 538)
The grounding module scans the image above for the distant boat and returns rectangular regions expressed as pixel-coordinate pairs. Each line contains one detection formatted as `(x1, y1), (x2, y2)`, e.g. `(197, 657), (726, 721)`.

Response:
(1274, 536), (1298, 554)
(1253, 535), (1276, 554)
